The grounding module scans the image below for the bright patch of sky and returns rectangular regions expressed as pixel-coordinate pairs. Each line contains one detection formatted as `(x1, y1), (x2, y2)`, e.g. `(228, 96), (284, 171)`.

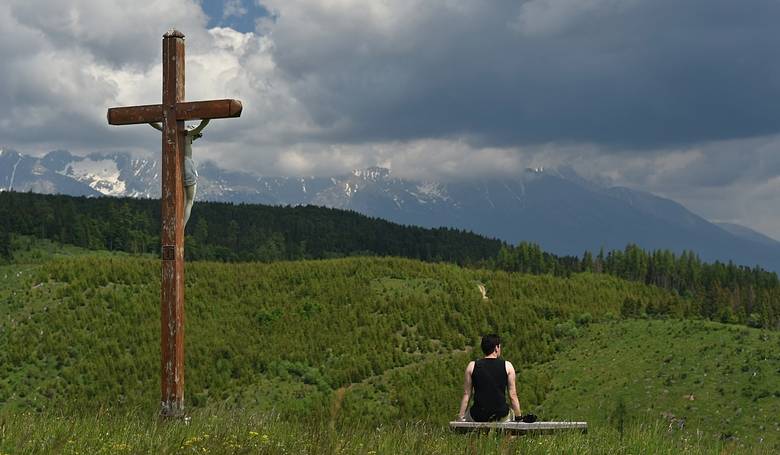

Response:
(200, 0), (269, 33)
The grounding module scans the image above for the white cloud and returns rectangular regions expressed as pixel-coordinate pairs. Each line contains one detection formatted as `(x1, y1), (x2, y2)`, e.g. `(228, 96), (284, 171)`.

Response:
(0, 2), (320, 164)
(223, 0), (247, 19)
(264, 139), (525, 181)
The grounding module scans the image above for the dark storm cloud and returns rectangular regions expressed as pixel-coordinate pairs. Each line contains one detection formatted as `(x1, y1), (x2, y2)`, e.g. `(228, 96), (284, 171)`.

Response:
(266, 0), (780, 149)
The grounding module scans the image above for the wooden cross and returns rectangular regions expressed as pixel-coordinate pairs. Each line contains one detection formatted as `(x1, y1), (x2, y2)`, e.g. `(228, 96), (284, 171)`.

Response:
(106, 30), (242, 417)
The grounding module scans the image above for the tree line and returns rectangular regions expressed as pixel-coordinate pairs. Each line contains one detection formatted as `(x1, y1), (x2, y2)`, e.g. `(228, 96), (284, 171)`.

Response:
(0, 191), (502, 264)
(495, 242), (780, 329)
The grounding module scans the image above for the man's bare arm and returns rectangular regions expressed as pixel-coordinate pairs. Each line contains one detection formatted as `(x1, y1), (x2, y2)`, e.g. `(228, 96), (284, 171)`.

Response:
(506, 361), (523, 416)
(148, 122), (163, 132)
(458, 361), (474, 420)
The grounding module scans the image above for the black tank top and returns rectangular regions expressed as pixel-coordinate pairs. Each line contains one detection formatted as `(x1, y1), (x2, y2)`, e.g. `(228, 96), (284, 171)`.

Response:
(470, 357), (510, 421)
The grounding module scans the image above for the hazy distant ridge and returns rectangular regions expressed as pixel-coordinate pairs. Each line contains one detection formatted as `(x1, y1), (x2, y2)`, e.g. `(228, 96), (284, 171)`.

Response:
(2, 148), (779, 271)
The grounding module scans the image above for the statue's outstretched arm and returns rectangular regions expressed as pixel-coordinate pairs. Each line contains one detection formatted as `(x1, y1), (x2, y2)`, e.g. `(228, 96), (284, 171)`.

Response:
(149, 122), (163, 132)
(189, 119), (210, 136)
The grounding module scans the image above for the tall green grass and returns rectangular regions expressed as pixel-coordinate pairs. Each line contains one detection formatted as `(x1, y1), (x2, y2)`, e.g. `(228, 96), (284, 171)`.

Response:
(0, 408), (748, 454)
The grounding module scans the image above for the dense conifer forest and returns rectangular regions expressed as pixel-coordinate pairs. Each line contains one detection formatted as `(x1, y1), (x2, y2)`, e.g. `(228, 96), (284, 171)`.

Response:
(0, 191), (502, 264)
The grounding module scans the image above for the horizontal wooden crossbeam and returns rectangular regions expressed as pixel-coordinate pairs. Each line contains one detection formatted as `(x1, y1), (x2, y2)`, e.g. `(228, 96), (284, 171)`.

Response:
(176, 99), (243, 122)
(449, 421), (588, 434)
(107, 99), (243, 125)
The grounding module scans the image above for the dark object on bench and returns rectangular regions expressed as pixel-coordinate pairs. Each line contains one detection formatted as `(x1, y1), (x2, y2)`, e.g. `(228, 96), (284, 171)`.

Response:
(515, 413), (538, 423)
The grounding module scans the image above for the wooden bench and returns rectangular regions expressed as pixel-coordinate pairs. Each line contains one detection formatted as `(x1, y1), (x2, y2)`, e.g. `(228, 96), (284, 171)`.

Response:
(449, 421), (588, 434)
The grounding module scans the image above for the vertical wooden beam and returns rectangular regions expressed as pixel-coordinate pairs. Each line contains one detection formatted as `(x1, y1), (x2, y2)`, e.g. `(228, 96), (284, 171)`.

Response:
(160, 29), (186, 418)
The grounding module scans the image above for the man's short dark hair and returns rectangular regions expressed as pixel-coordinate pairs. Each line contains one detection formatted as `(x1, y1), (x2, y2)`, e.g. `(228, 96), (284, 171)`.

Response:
(481, 334), (501, 355)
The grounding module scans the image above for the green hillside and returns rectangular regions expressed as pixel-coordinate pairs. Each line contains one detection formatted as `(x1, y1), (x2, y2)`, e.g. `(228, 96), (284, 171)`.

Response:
(0, 253), (669, 415)
(529, 319), (780, 448)
(1, 246), (779, 451)
(4, 191), (779, 334)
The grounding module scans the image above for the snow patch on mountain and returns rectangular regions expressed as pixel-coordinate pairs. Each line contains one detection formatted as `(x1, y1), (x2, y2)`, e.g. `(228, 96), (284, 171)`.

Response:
(7, 152), (22, 191)
(343, 182), (358, 197)
(411, 182), (449, 204)
(353, 167), (391, 181)
(61, 158), (126, 196)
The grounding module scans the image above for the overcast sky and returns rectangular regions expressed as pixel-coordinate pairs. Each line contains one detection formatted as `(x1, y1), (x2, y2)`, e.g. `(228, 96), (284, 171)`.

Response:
(2, 0), (780, 239)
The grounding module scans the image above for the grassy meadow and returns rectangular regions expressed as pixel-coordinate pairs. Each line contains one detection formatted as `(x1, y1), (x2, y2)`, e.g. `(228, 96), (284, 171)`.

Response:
(1, 239), (779, 452)
(530, 319), (780, 448)
(0, 408), (750, 454)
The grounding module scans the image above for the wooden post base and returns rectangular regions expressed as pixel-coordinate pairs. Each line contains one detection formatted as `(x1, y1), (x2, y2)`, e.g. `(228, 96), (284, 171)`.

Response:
(159, 400), (186, 419)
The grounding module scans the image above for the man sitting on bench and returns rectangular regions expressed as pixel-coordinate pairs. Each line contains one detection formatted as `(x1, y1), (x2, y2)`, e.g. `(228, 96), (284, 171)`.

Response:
(457, 334), (523, 422)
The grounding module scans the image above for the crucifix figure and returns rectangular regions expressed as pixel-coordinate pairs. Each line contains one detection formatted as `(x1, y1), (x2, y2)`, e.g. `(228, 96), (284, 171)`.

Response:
(107, 29), (242, 418)
(149, 118), (209, 228)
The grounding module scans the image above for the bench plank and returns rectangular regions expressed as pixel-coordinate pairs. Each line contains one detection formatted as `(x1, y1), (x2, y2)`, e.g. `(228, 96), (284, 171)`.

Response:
(449, 421), (588, 433)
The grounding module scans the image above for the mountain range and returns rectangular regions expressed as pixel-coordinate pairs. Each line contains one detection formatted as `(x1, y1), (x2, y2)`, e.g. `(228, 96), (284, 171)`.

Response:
(2, 148), (779, 271)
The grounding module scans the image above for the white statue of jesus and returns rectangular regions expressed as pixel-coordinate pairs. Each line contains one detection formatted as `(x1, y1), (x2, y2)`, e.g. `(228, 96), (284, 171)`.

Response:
(149, 119), (209, 229)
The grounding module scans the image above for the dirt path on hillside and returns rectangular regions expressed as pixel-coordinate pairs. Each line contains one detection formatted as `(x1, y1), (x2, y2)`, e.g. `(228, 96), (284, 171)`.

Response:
(329, 346), (473, 425)
(477, 283), (488, 300)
